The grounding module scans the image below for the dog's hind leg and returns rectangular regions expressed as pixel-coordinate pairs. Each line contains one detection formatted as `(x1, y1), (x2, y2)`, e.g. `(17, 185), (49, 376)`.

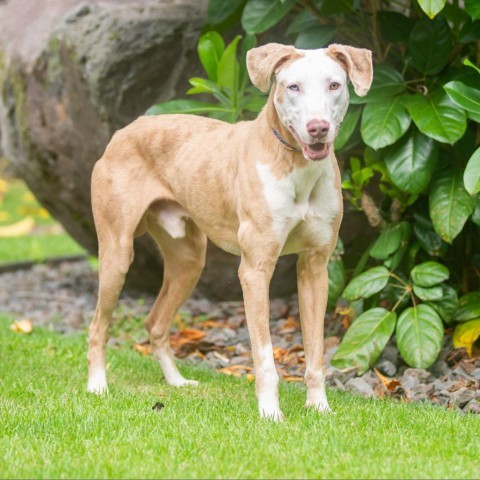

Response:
(145, 205), (207, 386)
(87, 234), (134, 393)
(87, 161), (148, 394)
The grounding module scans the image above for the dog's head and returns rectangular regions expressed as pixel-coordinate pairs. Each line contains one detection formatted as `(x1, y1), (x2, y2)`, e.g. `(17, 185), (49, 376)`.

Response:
(247, 43), (373, 161)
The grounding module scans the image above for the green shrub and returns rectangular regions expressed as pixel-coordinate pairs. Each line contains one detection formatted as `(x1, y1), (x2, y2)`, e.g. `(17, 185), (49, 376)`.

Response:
(148, 0), (480, 371)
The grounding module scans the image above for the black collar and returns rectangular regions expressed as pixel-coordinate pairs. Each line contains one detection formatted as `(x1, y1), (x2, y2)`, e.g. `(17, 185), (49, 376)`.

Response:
(272, 128), (300, 152)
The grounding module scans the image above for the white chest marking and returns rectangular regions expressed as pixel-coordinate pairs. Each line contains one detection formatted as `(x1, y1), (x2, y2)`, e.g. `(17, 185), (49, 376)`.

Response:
(256, 159), (340, 249)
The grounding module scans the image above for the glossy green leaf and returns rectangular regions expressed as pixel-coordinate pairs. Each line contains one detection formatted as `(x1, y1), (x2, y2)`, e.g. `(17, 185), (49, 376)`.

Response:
(328, 255), (345, 310)
(370, 223), (404, 260)
(364, 66), (406, 101)
(444, 81), (480, 115)
(208, 0), (246, 25)
(146, 100), (230, 116)
(413, 209), (445, 256)
(417, 0), (447, 19)
(335, 105), (361, 150)
(343, 266), (390, 301)
(240, 94), (266, 113)
(463, 147), (480, 195)
(331, 308), (396, 374)
(408, 16), (452, 75)
(459, 20), (480, 43)
(383, 222), (412, 270)
(197, 32), (225, 82)
(413, 284), (443, 301)
(429, 164), (475, 243)
(240, 34), (257, 90)
(411, 261), (449, 287)
(465, 0), (480, 20)
(217, 36), (242, 92)
(286, 10), (318, 35)
(315, 0), (355, 15)
(378, 11), (414, 43)
(241, 0), (297, 34)
(471, 197), (480, 226)
(456, 292), (480, 322)
(405, 91), (467, 145)
(396, 305), (444, 368)
(295, 25), (336, 49)
(385, 129), (438, 194)
(361, 98), (411, 150)
(187, 78), (225, 98)
(464, 58), (480, 74)
(426, 285), (458, 324)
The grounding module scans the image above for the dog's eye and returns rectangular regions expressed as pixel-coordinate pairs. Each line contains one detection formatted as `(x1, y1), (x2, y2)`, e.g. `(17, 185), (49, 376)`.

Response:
(330, 82), (340, 90)
(287, 84), (300, 92)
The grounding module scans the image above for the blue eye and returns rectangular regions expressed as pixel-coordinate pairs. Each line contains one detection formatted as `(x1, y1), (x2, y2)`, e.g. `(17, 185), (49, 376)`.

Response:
(288, 84), (300, 92)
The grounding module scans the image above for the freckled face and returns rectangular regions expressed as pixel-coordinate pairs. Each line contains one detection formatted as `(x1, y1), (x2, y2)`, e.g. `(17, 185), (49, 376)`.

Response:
(273, 50), (349, 160)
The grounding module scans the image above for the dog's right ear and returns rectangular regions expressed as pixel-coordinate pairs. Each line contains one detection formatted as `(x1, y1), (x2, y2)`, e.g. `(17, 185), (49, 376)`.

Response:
(247, 43), (298, 93)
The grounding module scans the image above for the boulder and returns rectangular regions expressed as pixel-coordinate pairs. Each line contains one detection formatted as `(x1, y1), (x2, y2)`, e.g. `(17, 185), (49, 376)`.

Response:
(0, 0), (298, 299)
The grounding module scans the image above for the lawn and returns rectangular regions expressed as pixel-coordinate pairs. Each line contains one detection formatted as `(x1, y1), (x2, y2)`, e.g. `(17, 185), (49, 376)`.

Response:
(1, 315), (479, 479)
(0, 175), (85, 263)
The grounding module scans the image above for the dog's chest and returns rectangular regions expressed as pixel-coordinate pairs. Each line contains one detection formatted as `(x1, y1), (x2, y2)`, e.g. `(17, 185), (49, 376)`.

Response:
(256, 160), (340, 251)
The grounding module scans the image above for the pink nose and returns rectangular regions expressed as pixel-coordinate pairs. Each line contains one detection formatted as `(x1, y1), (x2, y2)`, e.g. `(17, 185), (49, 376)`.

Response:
(307, 119), (330, 138)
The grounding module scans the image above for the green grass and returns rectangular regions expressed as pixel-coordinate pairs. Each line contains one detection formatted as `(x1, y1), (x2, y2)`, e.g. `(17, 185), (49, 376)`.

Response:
(0, 234), (85, 263)
(1, 315), (479, 479)
(0, 176), (86, 263)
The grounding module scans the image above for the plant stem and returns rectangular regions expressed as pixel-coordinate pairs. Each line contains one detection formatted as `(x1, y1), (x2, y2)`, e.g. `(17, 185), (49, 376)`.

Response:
(391, 289), (409, 312)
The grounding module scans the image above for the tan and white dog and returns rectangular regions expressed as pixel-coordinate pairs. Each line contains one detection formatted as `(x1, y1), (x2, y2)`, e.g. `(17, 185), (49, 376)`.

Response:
(87, 43), (373, 421)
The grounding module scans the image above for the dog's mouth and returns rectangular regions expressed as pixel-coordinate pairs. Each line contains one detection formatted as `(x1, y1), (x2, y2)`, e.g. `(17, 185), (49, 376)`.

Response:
(303, 142), (330, 160)
(289, 127), (331, 161)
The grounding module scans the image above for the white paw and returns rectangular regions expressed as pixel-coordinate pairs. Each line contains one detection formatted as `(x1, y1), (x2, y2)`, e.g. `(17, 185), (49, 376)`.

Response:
(87, 378), (108, 395)
(87, 371), (108, 394)
(305, 387), (333, 413)
(260, 407), (284, 422)
(168, 378), (199, 387)
(258, 392), (284, 422)
(305, 400), (334, 414)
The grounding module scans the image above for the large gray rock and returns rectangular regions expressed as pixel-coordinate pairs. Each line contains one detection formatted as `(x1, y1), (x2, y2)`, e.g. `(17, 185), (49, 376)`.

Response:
(0, 0), (297, 299)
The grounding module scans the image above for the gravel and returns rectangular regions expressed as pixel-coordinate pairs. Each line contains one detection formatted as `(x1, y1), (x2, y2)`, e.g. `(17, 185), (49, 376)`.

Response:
(2, 258), (479, 414)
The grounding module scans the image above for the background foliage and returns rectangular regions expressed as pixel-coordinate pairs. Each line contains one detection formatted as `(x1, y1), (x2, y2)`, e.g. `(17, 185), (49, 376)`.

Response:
(148, 0), (480, 372)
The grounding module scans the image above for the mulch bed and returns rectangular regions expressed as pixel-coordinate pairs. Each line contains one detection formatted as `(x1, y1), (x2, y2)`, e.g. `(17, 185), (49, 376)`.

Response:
(2, 258), (479, 414)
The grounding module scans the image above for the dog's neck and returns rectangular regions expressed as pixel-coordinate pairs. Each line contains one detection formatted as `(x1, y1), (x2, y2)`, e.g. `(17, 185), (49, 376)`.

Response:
(262, 86), (299, 153)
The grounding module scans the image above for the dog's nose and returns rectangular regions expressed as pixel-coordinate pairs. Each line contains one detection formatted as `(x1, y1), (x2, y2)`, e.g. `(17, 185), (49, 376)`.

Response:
(307, 120), (330, 138)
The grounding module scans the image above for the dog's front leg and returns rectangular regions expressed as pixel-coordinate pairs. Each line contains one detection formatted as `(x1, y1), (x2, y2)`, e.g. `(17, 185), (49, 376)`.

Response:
(297, 251), (332, 413)
(238, 247), (282, 421)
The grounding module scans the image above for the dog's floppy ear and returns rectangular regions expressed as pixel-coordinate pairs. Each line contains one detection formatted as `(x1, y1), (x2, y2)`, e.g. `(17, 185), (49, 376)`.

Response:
(326, 44), (373, 97)
(247, 43), (298, 93)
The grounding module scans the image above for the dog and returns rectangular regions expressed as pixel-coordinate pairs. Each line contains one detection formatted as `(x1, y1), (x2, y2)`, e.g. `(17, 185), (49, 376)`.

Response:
(87, 43), (373, 421)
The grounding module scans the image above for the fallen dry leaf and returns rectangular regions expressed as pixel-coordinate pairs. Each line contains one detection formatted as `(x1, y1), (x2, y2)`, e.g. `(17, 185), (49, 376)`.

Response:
(212, 350), (230, 364)
(10, 319), (33, 334)
(132, 342), (153, 356)
(288, 344), (304, 353)
(324, 336), (340, 350)
(170, 328), (206, 348)
(278, 316), (300, 334)
(283, 375), (303, 383)
(196, 320), (228, 329)
(374, 368), (402, 392)
(273, 346), (288, 360)
(0, 216), (35, 237)
(219, 365), (252, 377)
